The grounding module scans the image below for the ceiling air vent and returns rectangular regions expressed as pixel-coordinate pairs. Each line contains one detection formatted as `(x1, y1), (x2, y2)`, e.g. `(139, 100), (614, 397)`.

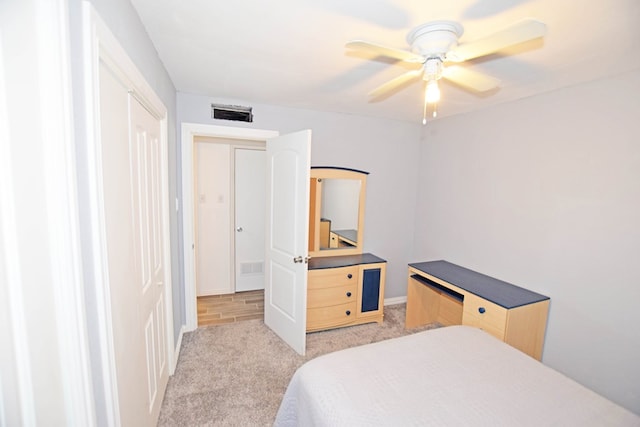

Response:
(211, 103), (253, 122)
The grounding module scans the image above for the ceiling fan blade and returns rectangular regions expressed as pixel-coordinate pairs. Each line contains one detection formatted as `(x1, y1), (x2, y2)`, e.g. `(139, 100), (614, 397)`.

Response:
(442, 66), (501, 92)
(368, 69), (423, 97)
(449, 18), (547, 62)
(346, 40), (424, 63)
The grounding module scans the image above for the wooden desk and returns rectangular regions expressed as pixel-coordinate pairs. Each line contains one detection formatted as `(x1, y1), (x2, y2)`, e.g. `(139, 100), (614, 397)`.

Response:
(330, 229), (357, 248)
(319, 219), (330, 248)
(406, 260), (550, 360)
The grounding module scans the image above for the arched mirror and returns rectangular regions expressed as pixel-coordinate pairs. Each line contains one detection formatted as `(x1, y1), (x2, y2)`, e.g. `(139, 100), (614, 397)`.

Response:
(308, 167), (367, 258)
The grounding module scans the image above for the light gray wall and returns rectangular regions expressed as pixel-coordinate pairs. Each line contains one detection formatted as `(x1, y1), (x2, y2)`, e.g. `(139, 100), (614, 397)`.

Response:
(413, 69), (640, 414)
(178, 93), (422, 300)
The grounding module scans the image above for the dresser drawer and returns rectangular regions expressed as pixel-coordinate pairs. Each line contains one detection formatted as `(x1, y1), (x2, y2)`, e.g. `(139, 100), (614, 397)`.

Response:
(308, 266), (358, 290)
(462, 293), (507, 340)
(308, 283), (357, 308)
(307, 301), (357, 330)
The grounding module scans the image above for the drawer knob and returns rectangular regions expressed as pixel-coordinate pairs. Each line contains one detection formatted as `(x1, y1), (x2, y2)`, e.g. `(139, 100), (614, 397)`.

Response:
(346, 291), (352, 297)
(478, 307), (486, 314)
(347, 273), (353, 279)
(346, 310), (351, 316)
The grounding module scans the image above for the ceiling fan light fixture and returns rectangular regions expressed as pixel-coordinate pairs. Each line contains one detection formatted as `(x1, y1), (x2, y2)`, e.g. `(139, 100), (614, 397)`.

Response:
(424, 57), (443, 80)
(425, 80), (440, 103)
(346, 18), (547, 123)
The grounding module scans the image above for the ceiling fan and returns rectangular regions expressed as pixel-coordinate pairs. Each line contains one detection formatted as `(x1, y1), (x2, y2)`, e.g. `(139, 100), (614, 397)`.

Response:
(346, 18), (547, 123)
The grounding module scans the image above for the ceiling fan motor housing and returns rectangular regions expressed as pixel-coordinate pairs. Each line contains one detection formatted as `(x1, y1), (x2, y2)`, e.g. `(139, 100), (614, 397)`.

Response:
(407, 21), (463, 58)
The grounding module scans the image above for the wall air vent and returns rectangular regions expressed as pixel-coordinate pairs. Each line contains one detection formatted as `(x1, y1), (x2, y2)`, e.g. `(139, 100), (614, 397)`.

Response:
(240, 262), (263, 275)
(211, 103), (253, 122)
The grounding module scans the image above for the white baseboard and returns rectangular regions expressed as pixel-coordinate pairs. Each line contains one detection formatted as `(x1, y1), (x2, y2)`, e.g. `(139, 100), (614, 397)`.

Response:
(171, 325), (186, 375)
(384, 296), (407, 306)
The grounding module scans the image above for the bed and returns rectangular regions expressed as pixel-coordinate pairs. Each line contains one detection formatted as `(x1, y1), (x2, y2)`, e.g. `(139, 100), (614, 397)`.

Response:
(275, 326), (639, 426)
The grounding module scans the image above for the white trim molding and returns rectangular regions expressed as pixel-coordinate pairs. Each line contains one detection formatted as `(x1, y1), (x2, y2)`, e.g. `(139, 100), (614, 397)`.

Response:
(0, 25), (36, 426)
(172, 325), (186, 374)
(41, 0), (96, 423)
(181, 123), (278, 331)
(1, 0), (95, 424)
(384, 296), (408, 306)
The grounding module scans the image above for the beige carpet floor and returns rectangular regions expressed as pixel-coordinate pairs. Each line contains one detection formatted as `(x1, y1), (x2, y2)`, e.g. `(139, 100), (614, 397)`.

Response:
(158, 303), (439, 426)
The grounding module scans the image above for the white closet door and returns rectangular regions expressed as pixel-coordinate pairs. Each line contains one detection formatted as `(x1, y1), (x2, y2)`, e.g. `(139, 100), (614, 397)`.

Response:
(129, 94), (169, 424)
(235, 148), (266, 292)
(100, 63), (168, 426)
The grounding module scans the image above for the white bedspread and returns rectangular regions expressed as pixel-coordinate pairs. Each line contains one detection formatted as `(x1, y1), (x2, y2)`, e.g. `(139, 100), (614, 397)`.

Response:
(275, 326), (639, 426)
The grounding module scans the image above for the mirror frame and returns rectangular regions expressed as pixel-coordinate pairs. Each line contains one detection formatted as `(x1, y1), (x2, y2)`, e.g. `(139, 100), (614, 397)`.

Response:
(308, 166), (368, 258)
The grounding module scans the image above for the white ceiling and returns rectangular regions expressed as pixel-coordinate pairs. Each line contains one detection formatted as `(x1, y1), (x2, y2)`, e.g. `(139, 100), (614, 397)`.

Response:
(130, 0), (640, 123)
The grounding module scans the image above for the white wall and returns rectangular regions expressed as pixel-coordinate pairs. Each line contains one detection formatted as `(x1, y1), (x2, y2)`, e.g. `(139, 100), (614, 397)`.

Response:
(178, 92), (422, 299)
(1, 1), (81, 423)
(322, 178), (361, 230)
(195, 142), (232, 296)
(414, 69), (640, 414)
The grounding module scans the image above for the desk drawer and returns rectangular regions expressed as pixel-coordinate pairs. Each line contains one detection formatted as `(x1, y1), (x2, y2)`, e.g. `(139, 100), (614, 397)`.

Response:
(308, 283), (357, 308)
(307, 301), (357, 330)
(308, 266), (358, 290)
(462, 294), (507, 340)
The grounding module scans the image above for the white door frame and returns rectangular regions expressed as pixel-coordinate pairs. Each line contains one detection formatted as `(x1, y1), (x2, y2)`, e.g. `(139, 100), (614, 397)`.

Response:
(82, 3), (175, 422)
(181, 123), (278, 331)
(1, 0), (94, 423)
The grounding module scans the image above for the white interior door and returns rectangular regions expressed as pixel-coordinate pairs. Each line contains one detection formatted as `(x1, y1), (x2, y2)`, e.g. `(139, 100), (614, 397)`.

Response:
(264, 130), (311, 355)
(235, 148), (266, 292)
(100, 63), (168, 426)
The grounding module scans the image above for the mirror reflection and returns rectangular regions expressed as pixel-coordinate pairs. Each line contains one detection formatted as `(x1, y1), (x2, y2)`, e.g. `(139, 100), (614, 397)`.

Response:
(308, 167), (367, 258)
(320, 179), (360, 249)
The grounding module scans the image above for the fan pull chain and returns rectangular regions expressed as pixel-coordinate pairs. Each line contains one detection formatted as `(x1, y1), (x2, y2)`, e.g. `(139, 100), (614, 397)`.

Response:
(422, 102), (438, 125)
(422, 98), (428, 125)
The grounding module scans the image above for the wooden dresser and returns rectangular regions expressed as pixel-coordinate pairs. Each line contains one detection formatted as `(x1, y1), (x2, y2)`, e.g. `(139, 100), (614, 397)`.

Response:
(307, 167), (387, 332)
(307, 254), (386, 332)
(406, 260), (550, 360)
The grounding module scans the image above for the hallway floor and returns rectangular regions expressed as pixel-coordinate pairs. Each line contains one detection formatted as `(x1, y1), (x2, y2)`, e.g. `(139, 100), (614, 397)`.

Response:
(197, 289), (264, 326)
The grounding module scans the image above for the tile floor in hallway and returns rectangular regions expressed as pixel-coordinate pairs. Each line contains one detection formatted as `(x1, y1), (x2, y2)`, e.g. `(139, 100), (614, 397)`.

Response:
(197, 289), (264, 326)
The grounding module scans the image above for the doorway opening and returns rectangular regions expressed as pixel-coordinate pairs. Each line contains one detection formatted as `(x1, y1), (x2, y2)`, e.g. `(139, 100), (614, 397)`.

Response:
(182, 124), (278, 330)
(195, 140), (267, 326)
(191, 135), (266, 327)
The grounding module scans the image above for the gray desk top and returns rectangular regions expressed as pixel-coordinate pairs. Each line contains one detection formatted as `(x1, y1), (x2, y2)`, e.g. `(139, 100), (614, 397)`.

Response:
(409, 260), (549, 309)
(309, 253), (386, 270)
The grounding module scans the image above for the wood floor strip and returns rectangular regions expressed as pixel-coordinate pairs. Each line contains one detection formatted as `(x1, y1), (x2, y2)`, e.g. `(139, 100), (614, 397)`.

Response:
(197, 290), (264, 327)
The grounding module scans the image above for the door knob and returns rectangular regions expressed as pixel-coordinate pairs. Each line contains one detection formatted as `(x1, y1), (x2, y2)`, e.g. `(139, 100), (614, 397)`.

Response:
(236, 226), (243, 232)
(293, 256), (303, 263)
